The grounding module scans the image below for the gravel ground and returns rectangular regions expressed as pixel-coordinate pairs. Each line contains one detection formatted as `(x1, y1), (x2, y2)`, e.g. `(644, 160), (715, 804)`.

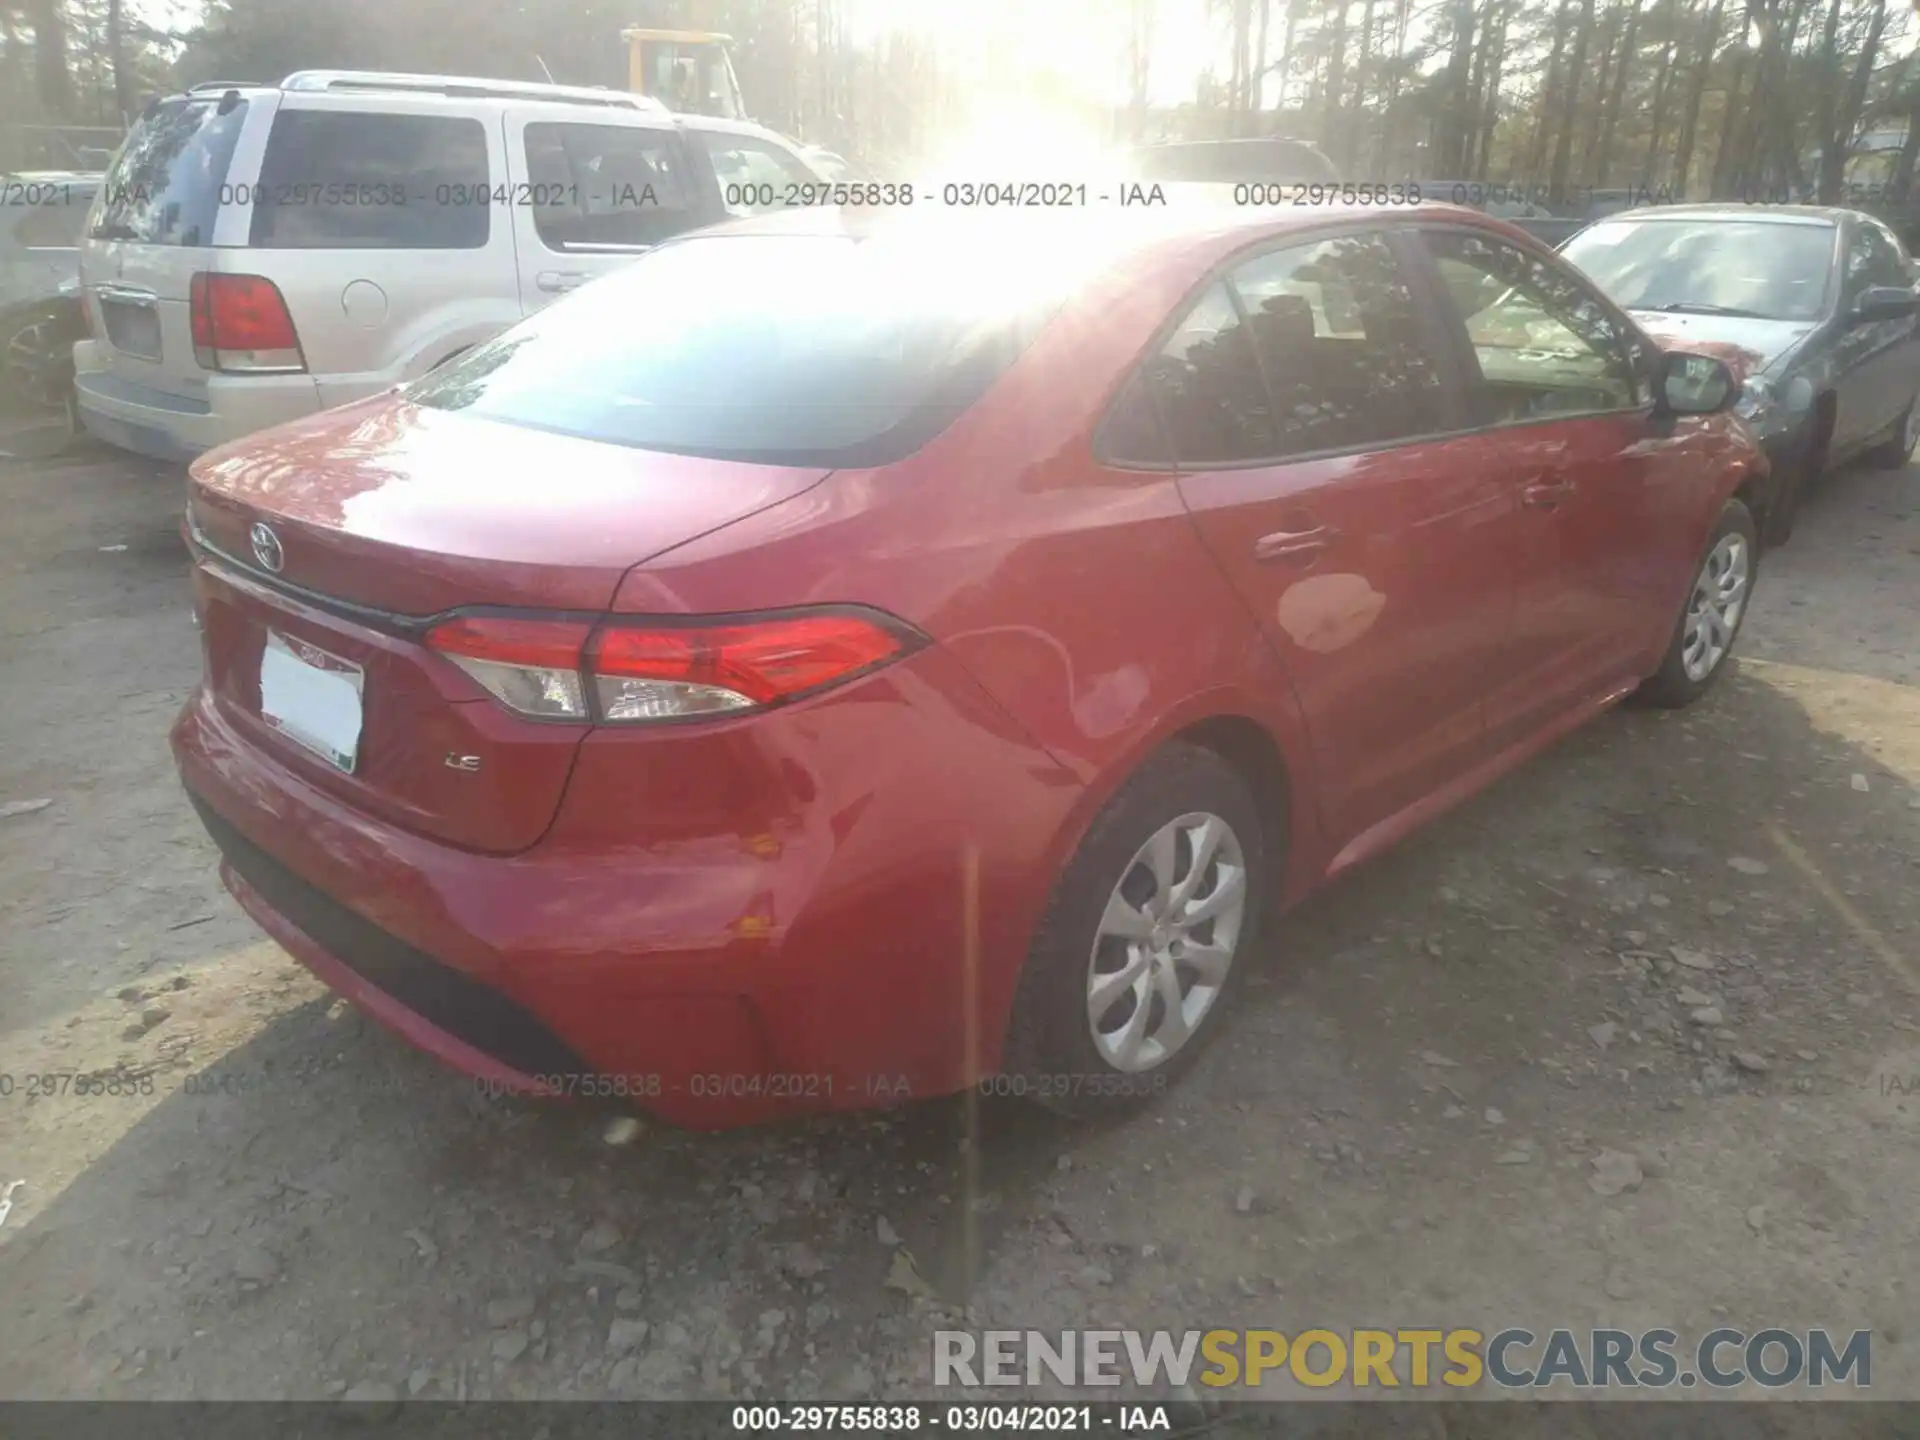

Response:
(1, 440), (1917, 1414)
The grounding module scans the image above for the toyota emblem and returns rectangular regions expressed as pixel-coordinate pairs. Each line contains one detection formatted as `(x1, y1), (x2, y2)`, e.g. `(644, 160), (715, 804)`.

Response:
(249, 522), (284, 573)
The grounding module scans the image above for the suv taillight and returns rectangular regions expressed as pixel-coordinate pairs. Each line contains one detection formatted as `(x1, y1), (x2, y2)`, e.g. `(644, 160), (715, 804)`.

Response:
(425, 609), (922, 724)
(190, 272), (305, 373)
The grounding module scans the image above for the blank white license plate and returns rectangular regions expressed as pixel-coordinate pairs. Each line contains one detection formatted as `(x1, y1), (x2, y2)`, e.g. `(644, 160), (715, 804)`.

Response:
(259, 630), (364, 773)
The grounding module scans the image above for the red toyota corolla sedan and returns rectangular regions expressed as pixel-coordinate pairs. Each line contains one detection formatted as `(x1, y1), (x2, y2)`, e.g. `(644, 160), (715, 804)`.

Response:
(173, 204), (1765, 1128)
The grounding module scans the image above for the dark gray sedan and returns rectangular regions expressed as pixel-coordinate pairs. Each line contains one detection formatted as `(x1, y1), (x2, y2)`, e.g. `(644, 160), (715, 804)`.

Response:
(1561, 204), (1920, 544)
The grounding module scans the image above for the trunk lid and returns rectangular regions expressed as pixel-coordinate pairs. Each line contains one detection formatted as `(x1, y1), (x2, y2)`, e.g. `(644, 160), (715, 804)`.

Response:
(186, 395), (833, 853)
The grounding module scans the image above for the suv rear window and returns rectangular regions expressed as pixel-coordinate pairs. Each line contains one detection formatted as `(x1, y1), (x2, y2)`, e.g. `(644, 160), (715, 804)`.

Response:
(92, 96), (249, 246)
(406, 231), (1065, 465)
(249, 111), (491, 249)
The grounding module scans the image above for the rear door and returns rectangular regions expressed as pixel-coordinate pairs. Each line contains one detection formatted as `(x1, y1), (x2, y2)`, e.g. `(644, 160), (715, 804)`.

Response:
(1415, 224), (1694, 744)
(81, 93), (259, 409)
(239, 99), (519, 404)
(501, 111), (707, 313)
(1157, 226), (1514, 854)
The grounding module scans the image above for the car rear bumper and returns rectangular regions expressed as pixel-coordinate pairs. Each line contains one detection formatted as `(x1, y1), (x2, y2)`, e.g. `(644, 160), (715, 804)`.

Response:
(74, 340), (321, 460)
(171, 650), (1079, 1129)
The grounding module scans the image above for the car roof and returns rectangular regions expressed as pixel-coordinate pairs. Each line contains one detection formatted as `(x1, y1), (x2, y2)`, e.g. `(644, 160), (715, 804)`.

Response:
(663, 198), (1525, 281)
(169, 71), (666, 115)
(1583, 203), (1846, 226)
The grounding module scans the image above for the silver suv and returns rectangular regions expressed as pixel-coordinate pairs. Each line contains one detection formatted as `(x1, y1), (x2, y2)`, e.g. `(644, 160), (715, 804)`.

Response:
(74, 71), (830, 461)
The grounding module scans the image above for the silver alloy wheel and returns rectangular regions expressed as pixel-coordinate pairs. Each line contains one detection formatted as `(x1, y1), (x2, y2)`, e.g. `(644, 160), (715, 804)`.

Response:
(1086, 811), (1248, 1073)
(1681, 532), (1750, 682)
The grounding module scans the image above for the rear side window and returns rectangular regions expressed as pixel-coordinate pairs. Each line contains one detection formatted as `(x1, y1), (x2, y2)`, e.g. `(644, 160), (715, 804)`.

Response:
(523, 123), (695, 251)
(1229, 232), (1449, 454)
(249, 111), (490, 249)
(92, 97), (249, 246)
(1126, 230), (1448, 465)
(1140, 282), (1278, 464)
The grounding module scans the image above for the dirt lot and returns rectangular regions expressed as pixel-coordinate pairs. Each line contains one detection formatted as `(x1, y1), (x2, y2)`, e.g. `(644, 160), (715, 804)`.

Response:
(1, 438), (1918, 1414)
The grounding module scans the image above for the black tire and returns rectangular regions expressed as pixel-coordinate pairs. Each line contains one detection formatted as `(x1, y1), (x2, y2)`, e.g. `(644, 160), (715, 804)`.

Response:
(0, 305), (79, 421)
(1760, 426), (1815, 547)
(1865, 398), (1917, 470)
(1634, 498), (1759, 710)
(1002, 743), (1268, 1120)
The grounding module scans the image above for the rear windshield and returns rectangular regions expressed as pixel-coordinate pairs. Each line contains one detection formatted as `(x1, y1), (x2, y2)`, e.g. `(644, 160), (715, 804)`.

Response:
(406, 230), (1068, 466)
(92, 96), (249, 246)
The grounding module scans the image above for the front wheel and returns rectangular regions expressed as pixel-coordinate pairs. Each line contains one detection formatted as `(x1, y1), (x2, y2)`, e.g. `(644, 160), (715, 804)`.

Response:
(1634, 499), (1758, 709)
(1003, 744), (1268, 1119)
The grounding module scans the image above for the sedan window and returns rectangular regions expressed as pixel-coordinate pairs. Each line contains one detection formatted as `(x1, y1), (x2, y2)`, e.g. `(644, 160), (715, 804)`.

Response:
(1134, 231), (1449, 466)
(1424, 229), (1639, 424)
(1847, 220), (1910, 293)
(1139, 282), (1279, 464)
(1228, 232), (1449, 455)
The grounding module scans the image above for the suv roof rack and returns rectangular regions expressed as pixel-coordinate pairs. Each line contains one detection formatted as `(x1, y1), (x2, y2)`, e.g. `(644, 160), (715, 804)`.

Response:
(276, 70), (668, 112)
(188, 81), (264, 94)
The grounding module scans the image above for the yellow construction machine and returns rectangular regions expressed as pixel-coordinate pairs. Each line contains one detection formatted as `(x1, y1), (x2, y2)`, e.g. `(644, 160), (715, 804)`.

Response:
(622, 29), (747, 119)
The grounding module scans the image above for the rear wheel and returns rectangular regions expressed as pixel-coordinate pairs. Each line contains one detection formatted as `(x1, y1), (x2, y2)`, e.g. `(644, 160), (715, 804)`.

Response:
(0, 305), (82, 457)
(1004, 744), (1267, 1119)
(0, 306), (78, 419)
(1634, 499), (1757, 709)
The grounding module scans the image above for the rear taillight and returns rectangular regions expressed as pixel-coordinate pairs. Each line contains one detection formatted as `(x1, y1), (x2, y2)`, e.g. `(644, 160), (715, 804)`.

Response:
(425, 609), (919, 724)
(190, 272), (305, 373)
(423, 615), (594, 719)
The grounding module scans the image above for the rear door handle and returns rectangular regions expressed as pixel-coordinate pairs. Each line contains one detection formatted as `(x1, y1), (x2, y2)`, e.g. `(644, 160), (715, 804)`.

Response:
(1523, 478), (1575, 509)
(1254, 525), (1339, 562)
(536, 270), (590, 294)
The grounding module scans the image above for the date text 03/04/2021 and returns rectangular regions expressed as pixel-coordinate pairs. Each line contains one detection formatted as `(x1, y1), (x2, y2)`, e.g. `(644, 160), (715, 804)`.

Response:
(728, 1404), (1173, 1432)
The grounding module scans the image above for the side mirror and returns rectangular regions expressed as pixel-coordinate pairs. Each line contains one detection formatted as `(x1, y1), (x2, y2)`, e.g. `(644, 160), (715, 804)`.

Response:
(1655, 351), (1737, 416)
(1852, 285), (1920, 324)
